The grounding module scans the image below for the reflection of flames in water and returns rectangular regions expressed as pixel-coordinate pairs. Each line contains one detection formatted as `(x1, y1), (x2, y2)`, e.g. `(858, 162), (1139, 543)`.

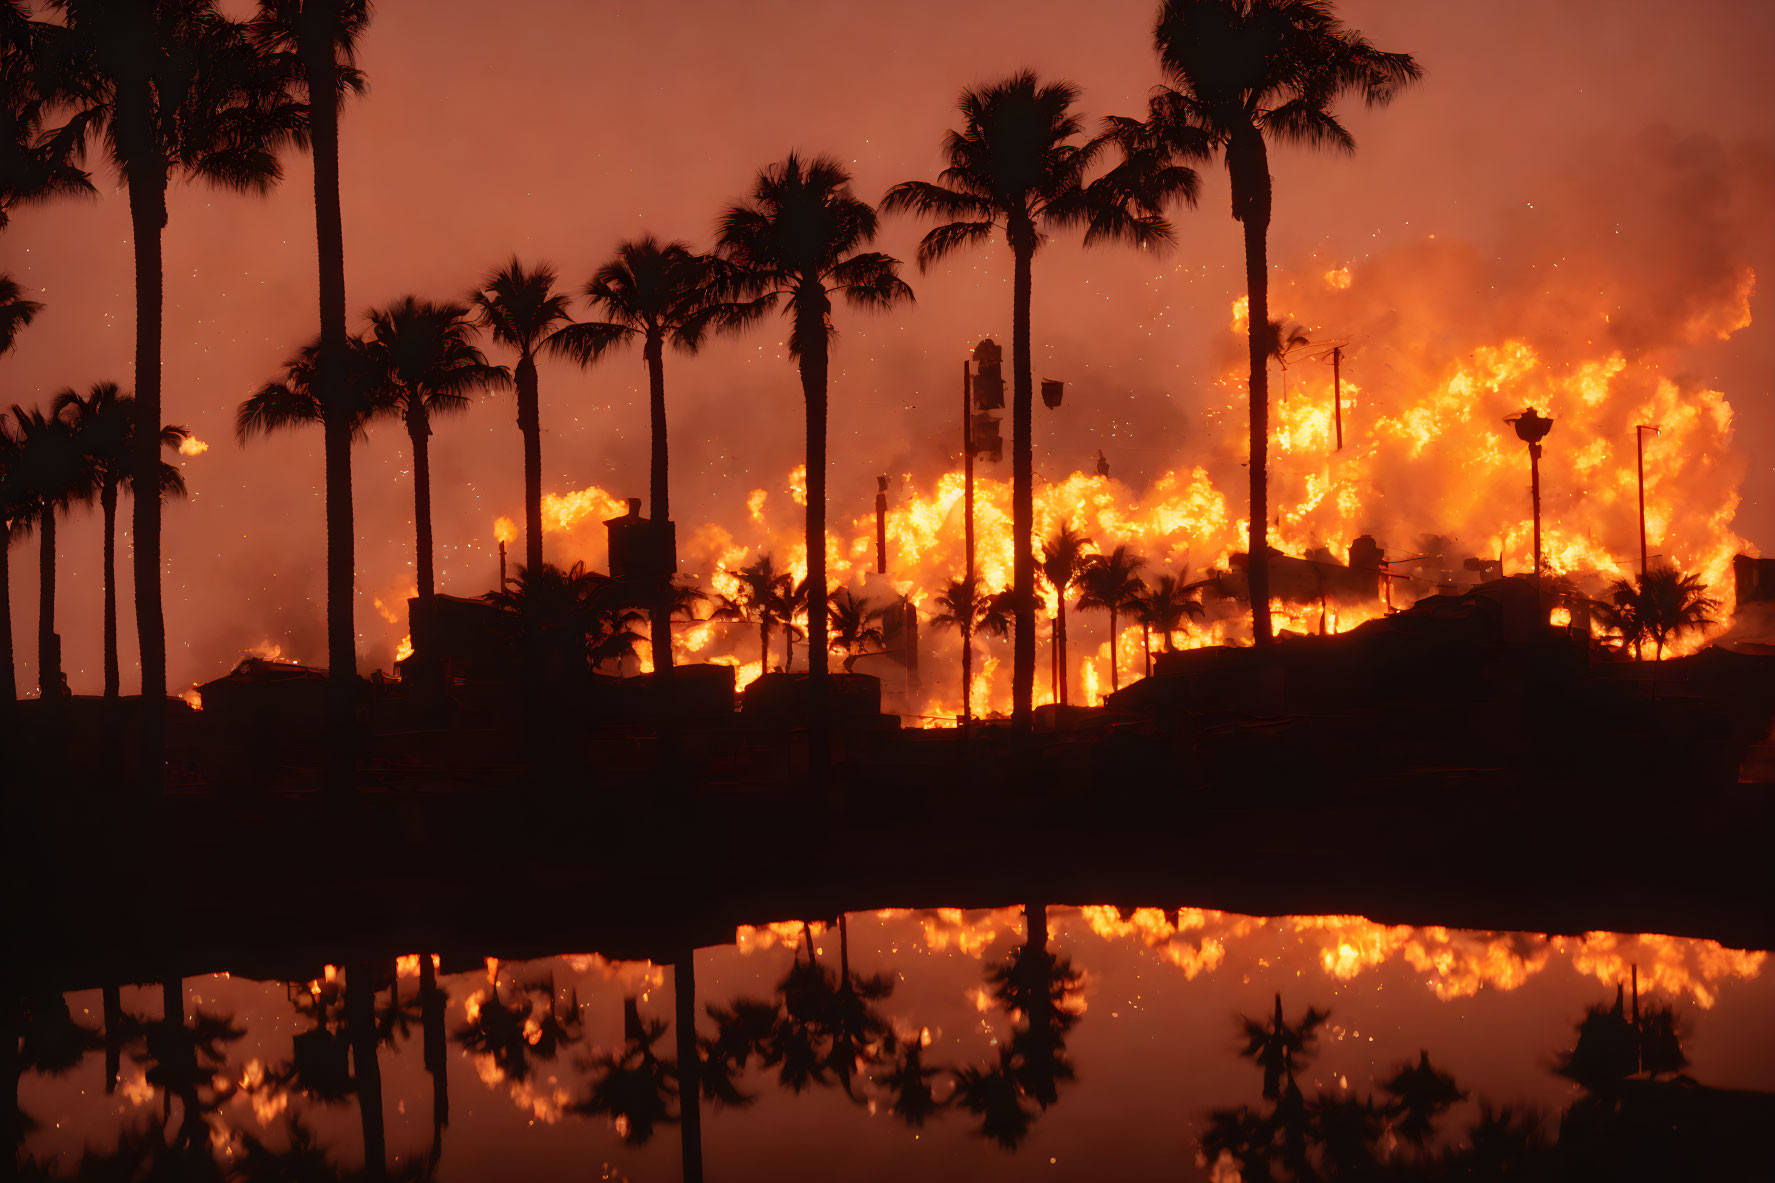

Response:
(449, 245), (1752, 715)
(773, 907), (1764, 1009)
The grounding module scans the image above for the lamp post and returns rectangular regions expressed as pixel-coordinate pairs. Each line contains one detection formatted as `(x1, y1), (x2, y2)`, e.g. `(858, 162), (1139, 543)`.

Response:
(1635, 424), (1660, 577)
(1505, 408), (1554, 587)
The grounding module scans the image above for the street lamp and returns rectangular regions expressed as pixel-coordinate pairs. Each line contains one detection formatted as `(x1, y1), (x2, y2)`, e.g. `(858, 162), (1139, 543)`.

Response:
(1636, 424), (1661, 577)
(1504, 407), (1554, 586)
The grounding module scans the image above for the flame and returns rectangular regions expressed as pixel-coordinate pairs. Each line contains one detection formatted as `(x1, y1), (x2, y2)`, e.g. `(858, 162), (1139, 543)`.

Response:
(177, 687), (203, 711)
(788, 464), (807, 507)
(245, 640), (296, 663)
(178, 436), (209, 456)
(494, 515), (517, 544)
(394, 634), (413, 662)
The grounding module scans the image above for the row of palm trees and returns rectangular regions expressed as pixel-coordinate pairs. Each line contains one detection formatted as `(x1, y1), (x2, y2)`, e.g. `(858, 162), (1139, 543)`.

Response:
(3, 0), (1421, 774)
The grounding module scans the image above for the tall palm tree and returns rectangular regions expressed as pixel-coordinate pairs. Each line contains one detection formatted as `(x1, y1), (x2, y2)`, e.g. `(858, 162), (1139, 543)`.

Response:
(884, 71), (1185, 737)
(362, 296), (508, 681)
(10, 403), (92, 698)
(1134, 573), (1205, 657)
(557, 238), (735, 673)
(716, 153), (912, 776)
(930, 573), (1011, 726)
(47, 0), (298, 766)
(237, 334), (380, 442)
(249, 0), (371, 755)
(1109, 0), (1420, 644)
(1039, 519), (1094, 706)
(468, 259), (585, 581)
(55, 381), (188, 698)
(1, 274), (46, 704)
(1075, 545), (1147, 693)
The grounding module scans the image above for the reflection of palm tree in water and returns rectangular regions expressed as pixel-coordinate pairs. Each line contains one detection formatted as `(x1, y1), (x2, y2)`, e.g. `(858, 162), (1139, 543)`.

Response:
(453, 970), (582, 1086)
(574, 995), (675, 1145)
(955, 903), (1080, 1148)
(419, 954), (450, 1167)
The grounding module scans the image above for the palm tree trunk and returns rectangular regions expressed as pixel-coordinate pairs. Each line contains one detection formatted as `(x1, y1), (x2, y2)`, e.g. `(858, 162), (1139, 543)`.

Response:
(102, 479), (119, 697)
(645, 338), (674, 676)
(674, 948), (704, 1183)
(1142, 621), (1151, 678)
(410, 415), (437, 697)
(1056, 594), (1067, 707)
(1107, 605), (1119, 693)
(515, 351), (543, 577)
(346, 968), (387, 1181)
(784, 621), (793, 672)
(38, 506), (56, 699)
(961, 621), (973, 726)
(127, 155), (168, 773)
(419, 953), (449, 1139)
(305, 20), (358, 778)
(760, 617), (770, 674)
(1233, 131), (1274, 645)
(1010, 239), (1035, 737)
(0, 525), (13, 707)
(798, 303), (831, 783)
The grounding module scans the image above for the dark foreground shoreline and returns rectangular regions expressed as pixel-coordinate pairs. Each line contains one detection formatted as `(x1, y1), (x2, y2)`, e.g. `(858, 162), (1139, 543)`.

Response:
(12, 729), (1771, 993)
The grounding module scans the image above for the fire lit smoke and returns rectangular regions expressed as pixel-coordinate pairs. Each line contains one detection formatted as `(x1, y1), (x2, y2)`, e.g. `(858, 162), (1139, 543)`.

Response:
(178, 436), (210, 456)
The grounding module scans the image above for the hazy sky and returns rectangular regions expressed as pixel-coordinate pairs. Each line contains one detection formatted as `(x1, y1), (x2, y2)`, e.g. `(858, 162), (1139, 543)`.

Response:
(5, 0), (1773, 693)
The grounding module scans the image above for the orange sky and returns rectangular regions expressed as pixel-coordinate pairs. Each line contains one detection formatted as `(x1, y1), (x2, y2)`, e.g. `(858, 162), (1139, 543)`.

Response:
(4, 0), (1773, 694)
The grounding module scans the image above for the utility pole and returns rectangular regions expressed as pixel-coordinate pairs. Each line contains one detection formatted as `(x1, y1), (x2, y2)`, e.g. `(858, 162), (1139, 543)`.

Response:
(1636, 424), (1660, 577)
(1331, 345), (1344, 451)
(1506, 409), (1554, 591)
(963, 361), (975, 585)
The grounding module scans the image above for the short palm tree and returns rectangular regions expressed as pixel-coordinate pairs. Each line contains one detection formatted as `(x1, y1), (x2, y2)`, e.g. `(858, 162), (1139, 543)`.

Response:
(827, 587), (885, 672)
(55, 382), (187, 698)
(716, 154), (912, 772)
(1075, 545), (1147, 693)
(1593, 581), (1650, 660)
(46, 0), (300, 740)
(362, 296), (509, 678)
(556, 238), (735, 674)
(930, 573), (1011, 726)
(728, 552), (794, 675)
(1108, 0), (1420, 644)
(1607, 566), (1720, 660)
(10, 403), (92, 698)
(1040, 519), (1094, 706)
(1134, 573), (1206, 659)
(1241, 992), (1329, 1102)
(249, 0), (373, 743)
(884, 71), (1184, 738)
(468, 259), (585, 582)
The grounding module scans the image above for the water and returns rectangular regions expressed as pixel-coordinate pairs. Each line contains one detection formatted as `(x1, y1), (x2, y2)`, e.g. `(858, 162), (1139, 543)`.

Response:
(17, 907), (1773, 1180)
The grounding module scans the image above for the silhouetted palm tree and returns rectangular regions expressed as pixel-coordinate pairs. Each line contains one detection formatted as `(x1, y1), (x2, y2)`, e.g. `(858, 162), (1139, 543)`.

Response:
(10, 403), (91, 698)
(1603, 566), (1720, 660)
(776, 574), (809, 673)
(952, 1047), (1033, 1149)
(729, 552), (794, 674)
(1134, 572), (1205, 659)
(469, 259), (583, 583)
(1109, 0), (1420, 643)
(556, 238), (738, 676)
(1593, 581), (1650, 660)
(1076, 544), (1147, 692)
(717, 153), (912, 778)
(827, 587), (886, 671)
(55, 381), (187, 697)
(1380, 1049), (1466, 1151)
(0, 273), (45, 703)
(361, 295), (509, 683)
(2, 10), (93, 228)
(878, 1033), (942, 1127)
(1240, 993), (1329, 1102)
(575, 995), (675, 1145)
(931, 573), (1010, 725)
(987, 903), (1079, 1113)
(1040, 519), (1094, 706)
(249, 0), (372, 755)
(237, 334), (381, 441)
(885, 72), (1181, 737)
(46, 0), (299, 756)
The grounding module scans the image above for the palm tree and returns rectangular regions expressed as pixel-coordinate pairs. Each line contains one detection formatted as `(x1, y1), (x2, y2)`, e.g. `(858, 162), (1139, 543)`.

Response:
(1, 274), (46, 704)
(1075, 545), (1147, 693)
(1603, 566), (1720, 660)
(10, 403), (91, 699)
(557, 238), (735, 674)
(249, 0), (372, 755)
(55, 381), (187, 698)
(884, 71), (1184, 738)
(2, 10), (94, 229)
(716, 153), (912, 777)
(776, 575), (809, 673)
(1110, 0), (1420, 644)
(1134, 573), (1206, 661)
(729, 552), (794, 674)
(1040, 519), (1094, 706)
(930, 573), (1011, 726)
(1240, 992), (1329, 1102)
(237, 334), (380, 442)
(361, 296), (509, 682)
(468, 259), (586, 582)
(1379, 1050), (1465, 1152)
(827, 587), (885, 671)
(1593, 580), (1650, 660)
(47, 0), (297, 774)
